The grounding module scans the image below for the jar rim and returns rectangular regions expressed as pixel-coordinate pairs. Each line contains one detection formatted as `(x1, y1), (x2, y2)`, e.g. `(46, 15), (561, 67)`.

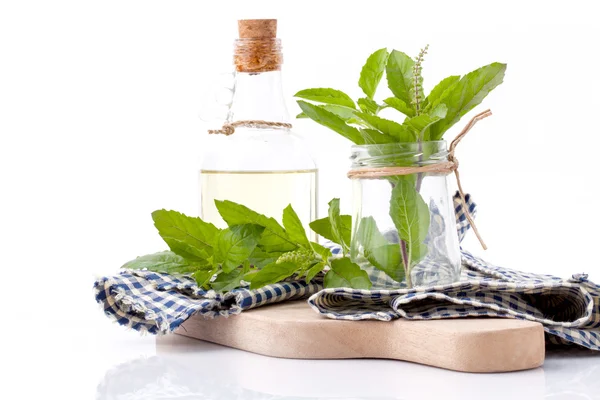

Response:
(351, 140), (447, 151)
(350, 141), (449, 168)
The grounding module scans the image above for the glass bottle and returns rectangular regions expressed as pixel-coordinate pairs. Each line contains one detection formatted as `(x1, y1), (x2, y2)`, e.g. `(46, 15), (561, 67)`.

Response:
(199, 20), (317, 238)
(349, 141), (461, 288)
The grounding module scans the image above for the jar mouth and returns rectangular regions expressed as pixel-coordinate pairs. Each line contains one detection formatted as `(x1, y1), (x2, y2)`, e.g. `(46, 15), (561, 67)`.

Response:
(350, 141), (449, 168)
(351, 140), (447, 151)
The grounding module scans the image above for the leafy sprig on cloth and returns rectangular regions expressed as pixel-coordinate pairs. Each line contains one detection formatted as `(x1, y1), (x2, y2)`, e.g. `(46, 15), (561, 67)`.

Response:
(122, 200), (372, 291)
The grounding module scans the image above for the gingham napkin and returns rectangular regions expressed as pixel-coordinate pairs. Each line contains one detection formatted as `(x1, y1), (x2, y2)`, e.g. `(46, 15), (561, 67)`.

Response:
(94, 194), (600, 350)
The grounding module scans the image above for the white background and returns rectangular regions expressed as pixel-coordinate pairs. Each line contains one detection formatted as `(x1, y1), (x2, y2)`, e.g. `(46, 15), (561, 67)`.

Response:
(1, 1), (599, 398)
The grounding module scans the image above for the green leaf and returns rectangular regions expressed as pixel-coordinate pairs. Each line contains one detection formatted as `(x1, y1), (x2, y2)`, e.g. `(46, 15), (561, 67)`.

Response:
(211, 269), (244, 292)
(383, 97), (415, 117)
(282, 204), (310, 248)
(151, 209), (219, 261)
(248, 247), (282, 268)
(357, 97), (379, 114)
(424, 75), (460, 111)
(402, 104), (447, 140)
(214, 200), (297, 253)
(310, 241), (332, 262)
(294, 88), (356, 108)
(411, 243), (429, 263)
(305, 261), (325, 283)
(429, 62), (506, 140)
(250, 262), (298, 289)
(354, 217), (405, 283)
(121, 251), (209, 274)
(321, 105), (361, 123)
(386, 50), (415, 106)
(214, 224), (265, 273)
(389, 179), (430, 269)
(297, 104), (361, 123)
(297, 100), (364, 144)
(194, 269), (215, 289)
(359, 128), (396, 144)
(309, 214), (352, 247)
(364, 244), (405, 282)
(358, 48), (389, 99)
(355, 216), (389, 250)
(354, 112), (415, 142)
(328, 198), (350, 254)
(324, 257), (372, 289)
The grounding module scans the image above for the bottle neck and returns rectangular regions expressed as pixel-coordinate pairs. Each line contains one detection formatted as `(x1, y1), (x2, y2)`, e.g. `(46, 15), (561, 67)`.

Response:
(227, 70), (290, 124)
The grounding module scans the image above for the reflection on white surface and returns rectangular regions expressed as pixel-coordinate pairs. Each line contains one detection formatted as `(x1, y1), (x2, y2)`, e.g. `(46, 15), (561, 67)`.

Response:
(95, 335), (600, 400)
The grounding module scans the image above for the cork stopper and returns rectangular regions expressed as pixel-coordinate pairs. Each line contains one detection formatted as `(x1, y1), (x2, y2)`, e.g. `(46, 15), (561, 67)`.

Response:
(234, 19), (282, 73)
(238, 19), (277, 39)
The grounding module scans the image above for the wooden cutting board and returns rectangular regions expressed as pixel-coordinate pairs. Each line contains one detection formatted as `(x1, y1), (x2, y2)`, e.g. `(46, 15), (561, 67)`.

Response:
(175, 301), (545, 373)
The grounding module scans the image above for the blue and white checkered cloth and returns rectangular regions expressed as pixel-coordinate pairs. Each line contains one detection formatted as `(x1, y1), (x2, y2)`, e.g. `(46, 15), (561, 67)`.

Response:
(94, 194), (600, 350)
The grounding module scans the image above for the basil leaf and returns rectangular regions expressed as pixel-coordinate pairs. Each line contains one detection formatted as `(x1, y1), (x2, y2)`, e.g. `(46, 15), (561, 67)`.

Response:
(282, 204), (310, 247)
(355, 217), (404, 282)
(121, 251), (209, 274)
(250, 261), (298, 290)
(248, 247), (282, 269)
(194, 269), (216, 289)
(211, 269), (244, 292)
(214, 224), (264, 273)
(297, 104), (361, 123)
(383, 97), (415, 117)
(294, 88), (355, 108)
(152, 209), (219, 261)
(423, 75), (460, 111)
(359, 128), (396, 144)
(309, 214), (352, 247)
(385, 50), (415, 106)
(297, 100), (364, 144)
(358, 48), (389, 99)
(429, 62), (506, 139)
(328, 198), (351, 254)
(364, 244), (405, 282)
(311, 241), (332, 262)
(411, 243), (429, 263)
(305, 261), (326, 283)
(355, 216), (389, 250)
(354, 112), (415, 142)
(389, 179), (430, 268)
(310, 199), (352, 255)
(214, 200), (297, 253)
(357, 97), (379, 114)
(402, 104), (447, 140)
(324, 257), (372, 289)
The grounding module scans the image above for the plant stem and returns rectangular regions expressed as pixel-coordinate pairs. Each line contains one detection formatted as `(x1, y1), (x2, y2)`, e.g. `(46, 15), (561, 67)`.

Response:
(415, 140), (424, 192)
(400, 240), (411, 288)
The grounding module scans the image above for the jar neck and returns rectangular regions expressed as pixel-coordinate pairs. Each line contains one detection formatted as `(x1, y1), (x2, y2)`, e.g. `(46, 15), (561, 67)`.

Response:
(351, 142), (449, 168)
(227, 71), (290, 124)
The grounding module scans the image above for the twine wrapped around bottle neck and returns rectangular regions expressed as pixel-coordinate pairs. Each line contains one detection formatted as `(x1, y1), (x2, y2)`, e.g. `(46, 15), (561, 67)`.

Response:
(347, 109), (493, 250)
(208, 120), (292, 136)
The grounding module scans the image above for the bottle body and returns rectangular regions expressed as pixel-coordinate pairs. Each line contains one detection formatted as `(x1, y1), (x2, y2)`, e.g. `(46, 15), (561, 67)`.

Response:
(200, 20), (318, 241)
(200, 127), (317, 239)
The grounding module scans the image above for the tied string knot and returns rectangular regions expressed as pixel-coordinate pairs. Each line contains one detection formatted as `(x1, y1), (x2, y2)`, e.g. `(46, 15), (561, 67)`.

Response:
(208, 120), (292, 136)
(347, 109), (493, 250)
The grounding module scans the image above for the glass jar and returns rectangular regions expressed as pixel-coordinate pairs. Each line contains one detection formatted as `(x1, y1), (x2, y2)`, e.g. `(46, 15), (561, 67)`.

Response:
(349, 142), (461, 288)
(199, 20), (317, 237)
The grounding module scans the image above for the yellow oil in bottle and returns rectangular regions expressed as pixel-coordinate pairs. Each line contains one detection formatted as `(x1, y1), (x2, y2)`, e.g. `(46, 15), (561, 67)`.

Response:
(199, 169), (317, 241)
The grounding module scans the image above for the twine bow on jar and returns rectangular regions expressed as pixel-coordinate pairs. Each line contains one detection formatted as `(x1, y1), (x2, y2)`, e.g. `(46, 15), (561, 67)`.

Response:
(347, 109), (493, 250)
